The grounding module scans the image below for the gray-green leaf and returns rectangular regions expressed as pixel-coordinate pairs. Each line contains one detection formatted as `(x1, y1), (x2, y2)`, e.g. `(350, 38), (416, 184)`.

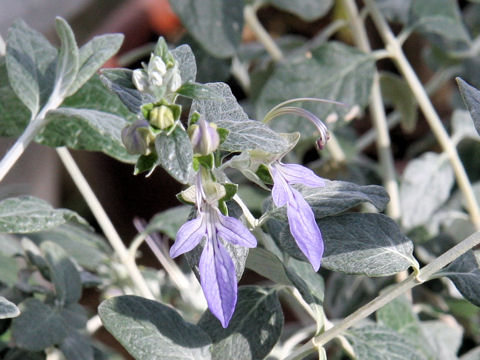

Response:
(6, 19), (57, 116)
(28, 223), (110, 271)
(155, 126), (193, 184)
(53, 17), (79, 98)
(0, 196), (87, 233)
(191, 82), (289, 153)
(457, 77), (480, 136)
(170, 0), (243, 58)
(41, 241), (82, 306)
(437, 250), (480, 306)
(145, 206), (191, 239)
(317, 213), (417, 276)
(98, 295), (212, 360)
(40, 107), (136, 163)
(400, 152), (454, 229)
(67, 34), (124, 96)
(0, 252), (19, 286)
(198, 286), (283, 360)
(0, 296), (20, 319)
(267, 0), (333, 21)
(408, 0), (471, 50)
(60, 332), (94, 360)
(12, 299), (68, 351)
(267, 180), (389, 221)
(256, 42), (375, 137)
(345, 325), (428, 360)
(245, 247), (292, 285)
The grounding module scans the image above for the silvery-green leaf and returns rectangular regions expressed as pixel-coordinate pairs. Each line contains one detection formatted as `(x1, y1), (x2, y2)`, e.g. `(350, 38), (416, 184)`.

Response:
(191, 82), (289, 153)
(171, 44), (197, 83)
(59, 331), (94, 360)
(0, 296), (20, 319)
(12, 299), (68, 351)
(267, 180), (389, 222)
(155, 126), (193, 184)
(0, 252), (19, 287)
(53, 17), (79, 98)
(245, 247), (292, 285)
(170, 0), (243, 58)
(376, 0), (411, 23)
(28, 223), (110, 271)
(420, 321), (463, 360)
(345, 325), (428, 360)
(0, 233), (23, 257)
(100, 68), (147, 114)
(67, 33), (124, 96)
(452, 109), (480, 141)
(409, 0), (471, 50)
(5, 19), (57, 116)
(176, 82), (220, 100)
(39, 107), (136, 163)
(98, 295), (212, 360)
(0, 57), (31, 136)
(41, 241), (82, 306)
(145, 206), (191, 239)
(256, 42), (375, 137)
(380, 72), (417, 133)
(457, 77), (480, 136)
(0, 196), (87, 233)
(437, 250), (480, 306)
(400, 152), (454, 229)
(198, 286), (283, 360)
(285, 258), (324, 330)
(298, 213), (417, 276)
(376, 296), (433, 358)
(267, 0), (332, 21)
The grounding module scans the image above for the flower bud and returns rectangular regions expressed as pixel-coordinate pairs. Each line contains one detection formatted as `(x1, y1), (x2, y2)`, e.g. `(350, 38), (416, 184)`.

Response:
(189, 118), (220, 155)
(149, 105), (175, 130)
(132, 69), (148, 92)
(169, 69), (182, 92)
(121, 119), (152, 155)
(148, 56), (167, 87)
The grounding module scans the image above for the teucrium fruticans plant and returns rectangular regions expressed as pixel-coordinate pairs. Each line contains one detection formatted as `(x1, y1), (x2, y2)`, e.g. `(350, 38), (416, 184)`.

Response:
(1, 0), (480, 358)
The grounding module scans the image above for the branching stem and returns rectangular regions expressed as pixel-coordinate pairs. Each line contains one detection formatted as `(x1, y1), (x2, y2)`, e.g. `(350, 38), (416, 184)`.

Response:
(285, 230), (480, 360)
(56, 147), (155, 300)
(364, 0), (480, 229)
(342, 0), (400, 220)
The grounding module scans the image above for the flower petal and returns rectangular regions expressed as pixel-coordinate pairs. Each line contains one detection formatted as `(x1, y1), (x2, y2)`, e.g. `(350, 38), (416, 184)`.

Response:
(271, 165), (291, 207)
(199, 240), (237, 328)
(287, 188), (324, 271)
(170, 217), (205, 258)
(279, 163), (325, 188)
(217, 212), (257, 247)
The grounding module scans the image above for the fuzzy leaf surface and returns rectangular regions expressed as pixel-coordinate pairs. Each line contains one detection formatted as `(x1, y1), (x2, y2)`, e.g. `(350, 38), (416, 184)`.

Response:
(98, 295), (212, 360)
(198, 286), (283, 360)
(400, 152), (454, 229)
(256, 42), (375, 137)
(0, 196), (87, 233)
(0, 296), (20, 319)
(191, 82), (289, 153)
(170, 0), (243, 58)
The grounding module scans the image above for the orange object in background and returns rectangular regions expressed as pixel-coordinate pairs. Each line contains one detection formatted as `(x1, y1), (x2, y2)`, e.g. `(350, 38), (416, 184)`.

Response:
(141, 0), (181, 36)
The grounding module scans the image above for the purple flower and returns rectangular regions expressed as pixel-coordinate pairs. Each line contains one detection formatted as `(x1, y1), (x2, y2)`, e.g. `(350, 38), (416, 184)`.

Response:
(270, 162), (325, 271)
(170, 177), (256, 327)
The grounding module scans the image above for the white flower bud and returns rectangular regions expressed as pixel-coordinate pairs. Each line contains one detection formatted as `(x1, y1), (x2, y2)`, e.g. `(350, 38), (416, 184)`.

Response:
(169, 69), (182, 92)
(148, 56), (167, 87)
(132, 69), (148, 92)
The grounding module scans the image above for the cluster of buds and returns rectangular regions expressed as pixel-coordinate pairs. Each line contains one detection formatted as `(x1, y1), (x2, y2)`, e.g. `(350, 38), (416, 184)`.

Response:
(132, 54), (182, 99)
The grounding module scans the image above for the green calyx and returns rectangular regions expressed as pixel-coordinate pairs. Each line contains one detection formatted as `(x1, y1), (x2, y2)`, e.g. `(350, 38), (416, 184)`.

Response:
(142, 100), (181, 130)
